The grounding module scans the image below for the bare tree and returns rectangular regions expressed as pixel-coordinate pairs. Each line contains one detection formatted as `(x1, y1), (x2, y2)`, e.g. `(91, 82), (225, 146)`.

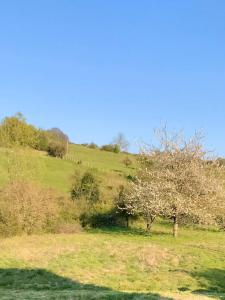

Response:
(113, 133), (129, 152)
(123, 128), (225, 237)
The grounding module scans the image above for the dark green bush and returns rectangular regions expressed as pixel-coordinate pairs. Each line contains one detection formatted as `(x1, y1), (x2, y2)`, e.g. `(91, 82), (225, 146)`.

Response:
(101, 144), (121, 153)
(71, 172), (100, 204)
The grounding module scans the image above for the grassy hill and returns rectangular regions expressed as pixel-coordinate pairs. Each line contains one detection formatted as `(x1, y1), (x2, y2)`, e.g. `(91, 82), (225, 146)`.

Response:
(0, 144), (136, 194)
(0, 222), (224, 299)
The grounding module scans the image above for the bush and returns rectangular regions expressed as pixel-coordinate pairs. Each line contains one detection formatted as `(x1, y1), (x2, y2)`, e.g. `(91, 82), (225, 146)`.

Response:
(0, 113), (39, 148)
(114, 144), (121, 153)
(101, 144), (121, 153)
(48, 141), (67, 158)
(0, 181), (60, 236)
(88, 143), (98, 149)
(47, 128), (68, 158)
(123, 157), (132, 167)
(71, 172), (100, 203)
(36, 130), (49, 151)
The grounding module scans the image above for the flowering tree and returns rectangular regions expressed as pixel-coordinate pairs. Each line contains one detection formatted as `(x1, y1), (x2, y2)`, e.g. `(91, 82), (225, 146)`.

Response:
(122, 128), (225, 237)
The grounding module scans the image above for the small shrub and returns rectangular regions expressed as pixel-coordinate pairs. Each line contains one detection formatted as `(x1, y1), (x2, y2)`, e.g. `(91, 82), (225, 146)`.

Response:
(123, 157), (132, 167)
(71, 172), (100, 204)
(101, 144), (121, 153)
(0, 181), (60, 236)
(114, 144), (121, 153)
(88, 143), (98, 149)
(48, 141), (67, 158)
(127, 174), (137, 182)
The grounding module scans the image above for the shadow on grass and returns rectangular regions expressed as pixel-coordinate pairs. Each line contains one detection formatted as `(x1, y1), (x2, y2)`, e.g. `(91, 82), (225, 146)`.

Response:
(88, 226), (171, 238)
(0, 268), (173, 300)
(88, 226), (152, 237)
(188, 269), (225, 299)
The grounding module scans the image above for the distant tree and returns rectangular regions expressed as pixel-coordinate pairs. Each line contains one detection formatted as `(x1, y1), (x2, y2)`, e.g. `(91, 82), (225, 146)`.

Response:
(122, 128), (225, 237)
(47, 128), (69, 158)
(0, 113), (39, 148)
(113, 133), (129, 152)
(88, 142), (98, 149)
(47, 128), (69, 143)
(101, 144), (121, 153)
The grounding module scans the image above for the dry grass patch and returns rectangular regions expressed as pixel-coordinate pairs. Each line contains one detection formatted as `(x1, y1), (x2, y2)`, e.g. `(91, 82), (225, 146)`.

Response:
(137, 245), (171, 271)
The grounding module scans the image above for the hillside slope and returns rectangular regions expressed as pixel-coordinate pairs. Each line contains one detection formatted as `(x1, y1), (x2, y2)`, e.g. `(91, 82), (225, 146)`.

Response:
(0, 145), (136, 195)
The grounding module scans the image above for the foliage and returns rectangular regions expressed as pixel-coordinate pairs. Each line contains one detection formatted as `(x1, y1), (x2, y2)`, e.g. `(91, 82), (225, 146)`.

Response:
(0, 114), (70, 159)
(47, 128), (69, 144)
(0, 113), (39, 148)
(47, 128), (69, 158)
(113, 133), (129, 152)
(0, 181), (60, 236)
(123, 128), (225, 236)
(88, 142), (99, 149)
(35, 129), (49, 151)
(215, 215), (225, 231)
(116, 185), (138, 227)
(47, 140), (67, 158)
(71, 171), (100, 204)
(101, 144), (121, 153)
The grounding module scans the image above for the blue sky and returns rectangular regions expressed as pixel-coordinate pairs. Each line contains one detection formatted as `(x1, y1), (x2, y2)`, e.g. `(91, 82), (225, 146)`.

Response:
(0, 1), (225, 154)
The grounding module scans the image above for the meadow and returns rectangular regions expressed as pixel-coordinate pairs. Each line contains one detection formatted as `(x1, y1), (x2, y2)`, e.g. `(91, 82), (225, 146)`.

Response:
(0, 144), (135, 194)
(0, 144), (224, 299)
(0, 222), (224, 299)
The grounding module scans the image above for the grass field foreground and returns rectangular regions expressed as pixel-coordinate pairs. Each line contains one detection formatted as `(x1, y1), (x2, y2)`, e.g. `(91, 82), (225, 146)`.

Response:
(0, 223), (224, 299)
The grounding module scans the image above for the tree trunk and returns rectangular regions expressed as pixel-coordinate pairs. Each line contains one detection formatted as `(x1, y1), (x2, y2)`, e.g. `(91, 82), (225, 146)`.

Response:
(173, 215), (178, 237)
(146, 215), (155, 232)
(146, 219), (152, 231)
(126, 215), (129, 228)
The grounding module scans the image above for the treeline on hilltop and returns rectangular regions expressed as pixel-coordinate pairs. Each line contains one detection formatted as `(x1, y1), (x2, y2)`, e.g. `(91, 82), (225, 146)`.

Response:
(0, 113), (130, 156)
(0, 112), (69, 158)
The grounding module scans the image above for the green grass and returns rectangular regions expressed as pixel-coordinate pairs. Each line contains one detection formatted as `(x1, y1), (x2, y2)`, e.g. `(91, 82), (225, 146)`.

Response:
(0, 145), (224, 299)
(0, 145), (135, 194)
(0, 222), (224, 299)
(67, 144), (137, 174)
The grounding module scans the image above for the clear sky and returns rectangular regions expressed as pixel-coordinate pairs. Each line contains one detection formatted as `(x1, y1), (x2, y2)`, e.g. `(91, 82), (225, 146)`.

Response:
(0, 1), (225, 154)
